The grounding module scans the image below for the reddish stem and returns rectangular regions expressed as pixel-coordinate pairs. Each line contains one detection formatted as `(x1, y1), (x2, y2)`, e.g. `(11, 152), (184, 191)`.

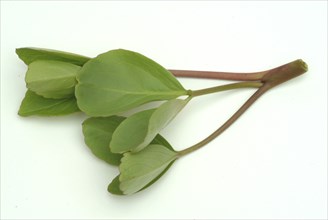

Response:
(177, 59), (308, 157)
(169, 69), (265, 81)
(169, 59), (307, 83)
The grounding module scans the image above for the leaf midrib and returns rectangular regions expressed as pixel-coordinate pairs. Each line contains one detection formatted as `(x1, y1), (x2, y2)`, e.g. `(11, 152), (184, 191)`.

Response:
(79, 83), (187, 96)
(22, 98), (72, 114)
(84, 124), (114, 136)
(114, 58), (184, 90)
(27, 74), (76, 84)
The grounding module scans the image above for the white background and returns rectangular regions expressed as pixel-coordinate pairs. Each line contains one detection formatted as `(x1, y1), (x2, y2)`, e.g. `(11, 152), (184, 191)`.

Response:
(1, 1), (327, 219)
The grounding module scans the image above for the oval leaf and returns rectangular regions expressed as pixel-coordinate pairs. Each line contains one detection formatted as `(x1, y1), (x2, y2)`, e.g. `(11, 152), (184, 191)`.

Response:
(108, 160), (175, 195)
(82, 116), (125, 166)
(118, 144), (177, 195)
(16, 47), (90, 66)
(75, 49), (188, 116)
(107, 133), (175, 195)
(110, 109), (154, 153)
(18, 90), (79, 116)
(25, 60), (80, 99)
(110, 98), (189, 153)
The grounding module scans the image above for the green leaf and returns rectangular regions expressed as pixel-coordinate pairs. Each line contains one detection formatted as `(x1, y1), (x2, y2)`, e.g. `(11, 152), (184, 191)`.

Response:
(25, 60), (80, 99)
(108, 135), (175, 195)
(110, 98), (190, 153)
(16, 47), (90, 66)
(75, 49), (188, 116)
(82, 116), (125, 166)
(82, 116), (175, 166)
(117, 144), (178, 195)
(18, 90), (79, 116)
(108, 160), (175, 195)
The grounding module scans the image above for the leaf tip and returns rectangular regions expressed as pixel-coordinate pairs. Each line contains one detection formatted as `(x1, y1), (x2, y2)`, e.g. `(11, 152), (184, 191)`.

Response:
(107, 176), (124, 195)
(17, 110), (27, 117)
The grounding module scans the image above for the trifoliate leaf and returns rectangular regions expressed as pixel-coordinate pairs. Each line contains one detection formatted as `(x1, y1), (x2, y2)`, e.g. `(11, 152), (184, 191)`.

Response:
(18, 90), (79, 116)
(16, 47), (90, 66)
(25, 60), (80, 99)
(110, 98), (190, 153)
(82, 116), (175, 166)
(75, 49), (188, 116)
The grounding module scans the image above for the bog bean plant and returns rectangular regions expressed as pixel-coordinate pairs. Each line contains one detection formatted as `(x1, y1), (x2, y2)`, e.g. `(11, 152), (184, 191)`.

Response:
(17, 48), (308, 195)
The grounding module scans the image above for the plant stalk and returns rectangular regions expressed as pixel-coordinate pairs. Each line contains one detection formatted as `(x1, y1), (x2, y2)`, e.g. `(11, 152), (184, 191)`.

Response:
(177, 59), (308, 157)
(178, 85), (269, 157)
(170, 69), (266, 81)
(169, 59), (308, 82)
(191, 82), (263, 97)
